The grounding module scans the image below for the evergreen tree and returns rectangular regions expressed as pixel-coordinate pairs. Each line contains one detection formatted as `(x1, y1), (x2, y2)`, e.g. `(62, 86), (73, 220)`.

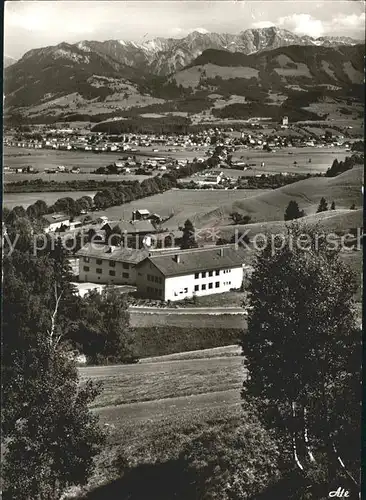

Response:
(180, 219), (198, 249)
(317, 197), (328, 213)
(241, 224), (361, 497)
(284, 201), (305, 221)
(330, 201), (336, 210)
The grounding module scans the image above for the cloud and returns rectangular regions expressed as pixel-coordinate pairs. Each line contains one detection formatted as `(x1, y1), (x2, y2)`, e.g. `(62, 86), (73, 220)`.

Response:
(252, 21), (276, 29)
(169, 26), (209, 37)
(331, 12), (365, 29)
(278, 14), (325, 37)
(195, 27), (209, 34)
(251, 11), (365, 40)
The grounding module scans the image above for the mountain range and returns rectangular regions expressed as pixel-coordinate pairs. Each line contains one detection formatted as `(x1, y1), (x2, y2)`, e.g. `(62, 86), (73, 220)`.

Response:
(74, 27), (360, 76)
(4, 27), (364, 124)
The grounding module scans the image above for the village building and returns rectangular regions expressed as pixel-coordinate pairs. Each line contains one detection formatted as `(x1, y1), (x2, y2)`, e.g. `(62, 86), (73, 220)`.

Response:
(42, 213), (71, 233)
(76, 243), (250, 300)
(132, 209), (151, 221)
(281, 116), (289, 127)
(101, 219), (158, 248)
(197, 173), (222, 186)
(77, 244), (149, 285)
(135, 245), (250, 301)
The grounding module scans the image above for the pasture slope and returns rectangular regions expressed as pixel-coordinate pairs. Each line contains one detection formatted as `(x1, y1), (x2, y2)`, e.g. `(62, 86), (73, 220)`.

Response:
(197, 166), (363, 227)
(217, 208), (363, 240)
(77, 346), (244, 490)
(97, 188), (269, 230)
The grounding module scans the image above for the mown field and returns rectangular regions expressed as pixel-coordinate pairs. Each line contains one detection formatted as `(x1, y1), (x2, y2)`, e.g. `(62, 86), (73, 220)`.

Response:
(97, 188), (269, 229)
(218, 208), (363, 241)
(231, 146), (350, 175)
(4, 145), (349, 185)
(197, 166), (363, 227)
(3, 190), (97, 209)
(77, 346), (244, 494)
(3, 146), (205, 183)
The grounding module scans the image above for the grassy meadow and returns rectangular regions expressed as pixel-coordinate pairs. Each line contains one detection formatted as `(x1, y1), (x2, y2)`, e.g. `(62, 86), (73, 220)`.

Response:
(97, 188), (269, 229)
(3, 190), (97, 209)
(197, 166), (363, 227)
(76, 347), (244, 494)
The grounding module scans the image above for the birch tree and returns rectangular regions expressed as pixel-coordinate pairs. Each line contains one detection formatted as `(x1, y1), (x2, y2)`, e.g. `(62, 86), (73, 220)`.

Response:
(241, 224), (361, 496)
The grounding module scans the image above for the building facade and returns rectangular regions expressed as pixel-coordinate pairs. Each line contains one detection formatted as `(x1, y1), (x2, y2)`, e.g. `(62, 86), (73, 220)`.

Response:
(136, 245), (249, 301)
(77, 244), (251, 300)
(43, 213), (70, 233)
(77, 244), (149, 285)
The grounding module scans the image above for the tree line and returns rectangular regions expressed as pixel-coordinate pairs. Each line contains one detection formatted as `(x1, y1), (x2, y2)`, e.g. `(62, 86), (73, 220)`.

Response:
(284, 197), (357, 221)
(3, 161), (211, 228)
(325, 153), (363, 177)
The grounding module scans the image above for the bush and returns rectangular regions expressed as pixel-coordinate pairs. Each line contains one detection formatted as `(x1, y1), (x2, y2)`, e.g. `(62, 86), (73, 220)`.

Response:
(180, 413), (280, 500)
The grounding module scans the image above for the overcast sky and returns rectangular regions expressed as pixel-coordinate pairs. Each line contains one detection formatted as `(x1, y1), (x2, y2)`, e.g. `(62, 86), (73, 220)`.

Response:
(4, 1), (365, 59)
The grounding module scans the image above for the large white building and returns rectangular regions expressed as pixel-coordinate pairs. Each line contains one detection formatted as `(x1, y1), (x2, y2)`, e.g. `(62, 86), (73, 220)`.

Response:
(76, 243), (251, 301)
(136, 245), (250, 301)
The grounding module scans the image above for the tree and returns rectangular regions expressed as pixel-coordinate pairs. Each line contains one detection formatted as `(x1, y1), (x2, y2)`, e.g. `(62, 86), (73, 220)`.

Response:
(317, 197), (328, 213)
(180, 219), (198, 249)
(350, 204), (356, 210)
(230, 212), (251, 225)
(2, 251), (105, 499)
(53, 197), (77, 216)
(26, 199), (48, 219)
(284, 201), (305, 221)
(241, 224), (361, 496)
(330, 201), (336, 210)
(75, 287), (138, 365)
(75, 196), (93, 214)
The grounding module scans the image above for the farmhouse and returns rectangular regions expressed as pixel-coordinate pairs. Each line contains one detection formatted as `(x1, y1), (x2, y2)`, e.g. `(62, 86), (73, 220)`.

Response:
(136, 245), (249, 301)
(77, 243), (149, 285)
(197, 174), (222, 186)
(132, 209), (150, 221)
(42, 213), (70, 233)
(101, 219), (158, 248)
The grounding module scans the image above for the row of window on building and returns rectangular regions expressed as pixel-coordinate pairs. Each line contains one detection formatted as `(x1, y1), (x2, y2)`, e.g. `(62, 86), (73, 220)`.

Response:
(83, 257), (129, 269)
(195, 281), (220, 292)
(147, 286), (163, 297)
(173, 280), (232, 297)
(83, 266), (129, 278)
(194, 269), (231, 279)
(147, 274), (163, 284)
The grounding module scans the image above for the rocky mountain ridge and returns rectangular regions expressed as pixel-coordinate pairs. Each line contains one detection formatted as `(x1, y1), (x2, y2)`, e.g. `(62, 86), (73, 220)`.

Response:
(4, 27), (364, 123)
(13, 27), (362, 76)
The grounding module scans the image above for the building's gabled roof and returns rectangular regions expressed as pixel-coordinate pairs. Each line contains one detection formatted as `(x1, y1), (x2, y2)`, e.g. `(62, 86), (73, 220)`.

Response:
(105, 219), (157, 234)
(76, 243), (149, 264)
(138, 245), (249, 277)
(42, 213), (70, 224)
(135, 209), (150, 215)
